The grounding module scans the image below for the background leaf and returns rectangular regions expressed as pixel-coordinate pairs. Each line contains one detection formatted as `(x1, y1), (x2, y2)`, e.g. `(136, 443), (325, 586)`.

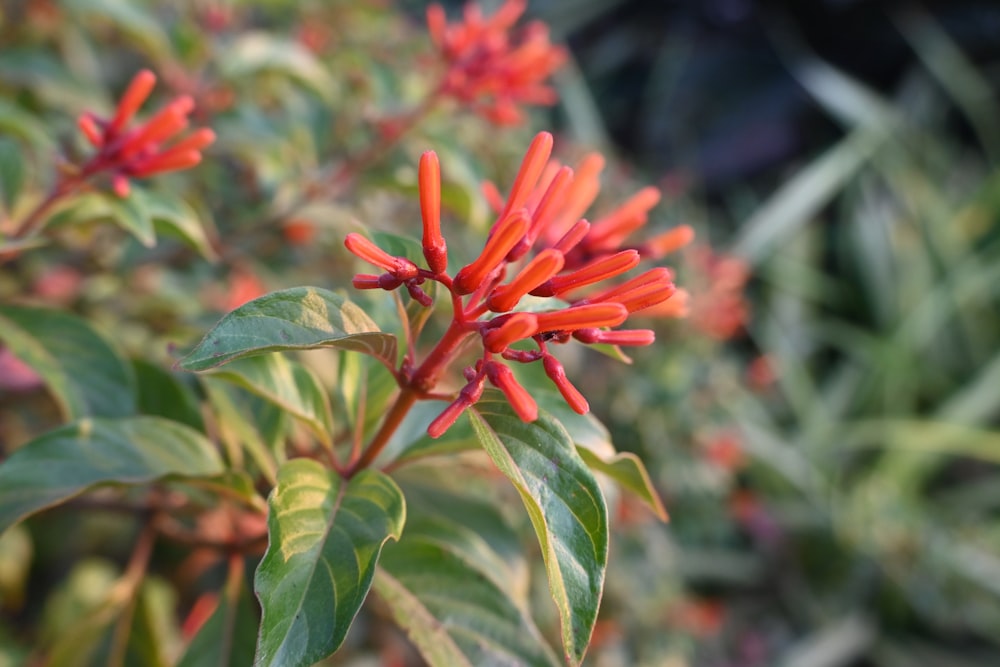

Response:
(131, 359), (204, 431)
(218, 33), (336, 103)
(133, 187), (217, 260)
(253, 459), (405, 667)
(576, 447), (668, 522)
(0, 138), (26, 212)
(469, 392), (608, 666)
(0, 305), (136, 419)
(0, 416), (224, 534)
(204, 354), (334, 445)
(178, 287), (397, 372)
(177, 559), (258, 667)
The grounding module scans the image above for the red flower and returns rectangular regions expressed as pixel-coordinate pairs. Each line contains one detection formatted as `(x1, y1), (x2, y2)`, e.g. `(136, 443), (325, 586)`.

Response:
(686, 245), (751, 339)
(76, 69), (215, 197)
(427, 0), (567, 125)
(346, 132), (686, 436)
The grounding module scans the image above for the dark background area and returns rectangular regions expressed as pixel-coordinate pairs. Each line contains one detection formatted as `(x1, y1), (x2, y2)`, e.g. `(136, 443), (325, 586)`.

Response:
(428, 0), (1000, 195)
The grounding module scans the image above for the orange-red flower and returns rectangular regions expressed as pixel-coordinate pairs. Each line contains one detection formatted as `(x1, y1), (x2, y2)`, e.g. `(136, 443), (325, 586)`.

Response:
(686, 245), (751, 340)
(346, 131), (688, 436)
(76, 69), (214, 197)
(426, 0), (567, 125)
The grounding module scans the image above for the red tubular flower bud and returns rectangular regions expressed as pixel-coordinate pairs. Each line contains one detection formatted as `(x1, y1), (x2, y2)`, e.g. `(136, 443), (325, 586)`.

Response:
(481, 180), (504, 213)
(129, 150), (201, 177)
(483, 312), (539, 352)
(406, 281), (434, 307)
(545, 153), (604, 242)
(534, 249), (640, 297)
(641, 224), (695, 259)
(542, 355), (588, 414)
(502, 348), (543, 363)
(120, 100), (192, 159)
(453, 210), (529, 295)
(485, 362), (537, 422)
(427, 376), (485, 438)
(551, 219), (591, 254)
(419, 151), (448, 274)
(128, 129), (215, 176)
(619, 281), (676, 313)
(426, 4), (447, 48)
(344, 233), (419, 279)
(487, 0), (526, 31)
(345, 233), (397, 270)
(523, 161), (561, 214)
(379, 274), (404, 289)
(167, 127), (216, 154)
(487, 249), (564, 312)
(112, 174), (130, 198)
(529, 165), (573, 234)
(108, 69), (157, 137)
(535, 302), (628, 333)
(507, 165), (573, 260)
(572, 328), (655, 346)
(352, 274), (382, 289)
(500, 132), (553, 219)
(77, 114), (104, 147)
(585, 267), (673, 304)
(586, 186), (661, 250)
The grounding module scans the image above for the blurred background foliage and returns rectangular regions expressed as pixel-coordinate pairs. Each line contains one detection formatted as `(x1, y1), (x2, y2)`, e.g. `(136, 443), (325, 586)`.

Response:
(1, 0), (999, 665)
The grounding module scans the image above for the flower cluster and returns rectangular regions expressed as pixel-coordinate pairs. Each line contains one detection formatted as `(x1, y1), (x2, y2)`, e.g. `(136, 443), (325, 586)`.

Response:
(346, 131), (690, 437)
(426, 0), (567, 125)
(76, 69), (215, 197)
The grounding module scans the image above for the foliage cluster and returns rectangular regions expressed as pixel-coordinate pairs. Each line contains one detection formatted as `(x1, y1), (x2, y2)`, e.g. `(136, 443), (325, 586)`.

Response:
(2, 1), (1000, 666)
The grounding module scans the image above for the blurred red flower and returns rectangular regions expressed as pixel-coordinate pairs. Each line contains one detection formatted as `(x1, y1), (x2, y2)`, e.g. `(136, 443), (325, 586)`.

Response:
(426, 0), (567, 125)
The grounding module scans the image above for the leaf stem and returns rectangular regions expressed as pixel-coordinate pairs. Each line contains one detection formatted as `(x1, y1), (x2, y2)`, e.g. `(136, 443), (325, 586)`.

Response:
(8, 177), (80, 240)
(106, 518), (158, 667)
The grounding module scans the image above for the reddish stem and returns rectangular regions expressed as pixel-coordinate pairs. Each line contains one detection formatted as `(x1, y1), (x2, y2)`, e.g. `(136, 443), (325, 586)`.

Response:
(8, 176), (82, 240)
(345, 317), (474, 477)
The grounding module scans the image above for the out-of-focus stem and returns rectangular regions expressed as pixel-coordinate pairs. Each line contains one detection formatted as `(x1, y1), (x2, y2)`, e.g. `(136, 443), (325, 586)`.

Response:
(9, 178), (80, 240)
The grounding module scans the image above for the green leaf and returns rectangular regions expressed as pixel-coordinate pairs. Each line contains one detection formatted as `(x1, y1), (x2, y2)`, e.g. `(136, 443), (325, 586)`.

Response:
(0, 525), (31, 612)
(64, 0), (172, 58)
(398, 479), (528, 596)
(469, 392), (608, 666)
(124, 578), (179, 667)
(0, 51), (101, 113)
(0, 416), (224, 535)
(202, 379), (281, 484)
(38, 559), (122, 666)
(335, 353), (404, 448)
(43, 190), (155, 245)
(375, 514), (560, 667)
(0, 99), (53, 149)
(576, 448), (667, 521)
(134, 187), (217, 260)
(533, 393), (667, 521)
(205, 355), (334, 445)
(254, 459), (405, 667)
(219, 33), (336, 103)
(132, 359), (204, 431)
(109, 190), (156, 247)
(0, 305), (136, 419)
(0, 138), (26, 212)
(178, 287), (397, 372)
